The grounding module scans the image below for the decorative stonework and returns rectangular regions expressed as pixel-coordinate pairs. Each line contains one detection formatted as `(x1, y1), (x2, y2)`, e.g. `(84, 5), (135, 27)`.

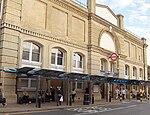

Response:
(0, 22), (87, 49)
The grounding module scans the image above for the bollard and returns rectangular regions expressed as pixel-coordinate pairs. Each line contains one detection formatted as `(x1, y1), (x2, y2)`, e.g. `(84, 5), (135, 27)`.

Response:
(120, 92), (122, 101)
(92, 94), (94, 104)
(129, 92), (132, 101)
(140, 92), (143, 102)
(38, 96), (41, 108)
(69, 94), (72, 106)
(109, 91), (111, 102)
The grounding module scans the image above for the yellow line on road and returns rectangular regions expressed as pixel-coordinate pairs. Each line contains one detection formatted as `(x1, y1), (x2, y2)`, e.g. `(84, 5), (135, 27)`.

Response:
(6, 109), (57, 115)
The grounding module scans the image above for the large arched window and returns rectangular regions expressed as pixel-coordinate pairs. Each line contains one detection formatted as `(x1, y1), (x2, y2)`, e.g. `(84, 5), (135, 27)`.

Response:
(22, 42), (40, 62)
(100, 33), (115, 52)
(133, 66), (137, 79)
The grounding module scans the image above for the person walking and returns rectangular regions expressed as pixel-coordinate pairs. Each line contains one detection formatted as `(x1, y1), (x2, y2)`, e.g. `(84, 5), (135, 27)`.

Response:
(122, 88), (126, 101)
(50, 85), (55, 101)
(57, 87), (62, 106)
(71, 88), (76, 102)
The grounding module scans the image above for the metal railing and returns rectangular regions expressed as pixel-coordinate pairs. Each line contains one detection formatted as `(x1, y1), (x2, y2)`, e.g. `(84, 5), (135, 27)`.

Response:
(124, 28), (141, 39)
(73, 0), (88, 8)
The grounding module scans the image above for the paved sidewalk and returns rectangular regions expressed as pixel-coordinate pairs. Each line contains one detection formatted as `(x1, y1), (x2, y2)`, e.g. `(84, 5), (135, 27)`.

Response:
(0, 99), (134, 113)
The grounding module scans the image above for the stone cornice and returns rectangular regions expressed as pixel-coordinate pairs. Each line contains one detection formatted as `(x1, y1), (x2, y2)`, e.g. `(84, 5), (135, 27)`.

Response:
(48, 0), (89, 19)
(89, 13), (145, 46)
(1, 22), (87, 50)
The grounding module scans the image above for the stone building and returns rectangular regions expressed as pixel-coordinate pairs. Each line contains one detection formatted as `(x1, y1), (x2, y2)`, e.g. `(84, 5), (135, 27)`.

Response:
(0, 0), (148, 103)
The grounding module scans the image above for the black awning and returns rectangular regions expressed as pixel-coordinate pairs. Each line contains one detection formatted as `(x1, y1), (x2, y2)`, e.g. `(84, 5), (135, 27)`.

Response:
(58, 72), (89, 81)
(89, 75), (107, 82)
(17, 67), (34, 74)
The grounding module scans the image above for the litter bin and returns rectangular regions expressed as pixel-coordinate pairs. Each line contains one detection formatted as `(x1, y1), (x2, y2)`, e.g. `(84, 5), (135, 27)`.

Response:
(83, 93), (90, 105)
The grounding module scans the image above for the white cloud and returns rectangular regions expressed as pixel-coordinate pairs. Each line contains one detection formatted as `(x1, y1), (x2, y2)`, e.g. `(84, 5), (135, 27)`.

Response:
(109, 0), (135, 9)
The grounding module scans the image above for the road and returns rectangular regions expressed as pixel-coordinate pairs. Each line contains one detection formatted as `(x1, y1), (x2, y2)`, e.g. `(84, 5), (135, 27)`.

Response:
(6, 101), (150, 115)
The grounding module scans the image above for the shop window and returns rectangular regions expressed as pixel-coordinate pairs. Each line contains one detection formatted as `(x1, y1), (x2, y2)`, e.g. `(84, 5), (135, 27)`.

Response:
(21, 78), (37, 89)
(72, 82), (83, 90)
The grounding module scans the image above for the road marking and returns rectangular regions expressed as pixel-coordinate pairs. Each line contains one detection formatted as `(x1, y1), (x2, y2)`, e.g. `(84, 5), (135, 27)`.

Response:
(74, 105), (137, 115)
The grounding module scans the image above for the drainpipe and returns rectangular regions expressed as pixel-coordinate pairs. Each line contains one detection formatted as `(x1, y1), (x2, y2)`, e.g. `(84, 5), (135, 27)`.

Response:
(141, 37), (148, 97)
(141, 37), (146, 81)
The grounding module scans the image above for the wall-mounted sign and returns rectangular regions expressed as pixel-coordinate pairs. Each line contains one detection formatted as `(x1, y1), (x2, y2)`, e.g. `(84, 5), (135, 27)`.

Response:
(109, 53), (119, 61)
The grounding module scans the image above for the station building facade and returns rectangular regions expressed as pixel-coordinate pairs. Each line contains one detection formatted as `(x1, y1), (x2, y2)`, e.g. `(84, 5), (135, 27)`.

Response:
(0, 0), (148, 103)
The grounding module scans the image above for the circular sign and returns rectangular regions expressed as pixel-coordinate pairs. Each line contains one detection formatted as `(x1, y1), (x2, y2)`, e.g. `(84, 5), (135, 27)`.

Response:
(109, 53), (119, 61)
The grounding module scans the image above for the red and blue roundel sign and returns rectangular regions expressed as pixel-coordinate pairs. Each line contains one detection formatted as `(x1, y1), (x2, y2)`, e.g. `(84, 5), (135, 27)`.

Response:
(109, 53), (119, 61)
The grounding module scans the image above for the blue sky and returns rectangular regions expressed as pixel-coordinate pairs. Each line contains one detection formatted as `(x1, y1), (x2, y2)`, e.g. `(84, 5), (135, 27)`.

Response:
(77, 0), (150, 65)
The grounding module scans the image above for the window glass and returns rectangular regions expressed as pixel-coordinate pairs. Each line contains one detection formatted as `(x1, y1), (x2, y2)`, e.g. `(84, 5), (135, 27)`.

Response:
(77, 82), (82, 89)
(22, 42), (30, 60)
(51, 53), (56, 64)
(73, 53), (83, 69)
(51, 48), (64, 66)
(31, 79), (37, 87)
(21, 79), (28, 87)
(22, 42), (40, 62)
(32, 43), (40, 62)
(125, 65), (129, 76)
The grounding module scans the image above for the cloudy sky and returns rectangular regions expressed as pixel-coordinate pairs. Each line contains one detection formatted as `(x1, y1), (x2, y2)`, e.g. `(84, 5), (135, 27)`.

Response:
(77, 0), (150, 65)
(95, 0), (150, 65)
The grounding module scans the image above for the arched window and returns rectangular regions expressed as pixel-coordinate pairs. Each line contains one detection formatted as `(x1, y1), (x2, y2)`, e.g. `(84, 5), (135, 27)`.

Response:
(51, 48), (64, 66)
(101, 59), (107, 71)
(110, 62), (115, 72)
(100, 33), (115, 52)
(133, 66), (137, 79)
(73, 53), (83, 69)
(22, 42), (40, 62)
(125, 65), (129, 76)
(22, 41), (41, 89)
(139, 68), (143, 80)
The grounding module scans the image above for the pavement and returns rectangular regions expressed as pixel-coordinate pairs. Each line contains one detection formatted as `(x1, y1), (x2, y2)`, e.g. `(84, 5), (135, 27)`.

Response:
(0, 99), (147, 113)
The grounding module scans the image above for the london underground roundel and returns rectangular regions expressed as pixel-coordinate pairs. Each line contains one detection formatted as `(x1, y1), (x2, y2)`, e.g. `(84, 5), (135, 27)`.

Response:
(109, 53), (119, 61)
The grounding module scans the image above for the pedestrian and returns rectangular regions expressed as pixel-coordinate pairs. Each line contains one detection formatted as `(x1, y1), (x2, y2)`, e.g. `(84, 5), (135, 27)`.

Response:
(122, 88), (126, 100)
(57, 87), (62, 106)
(71, 88), (76, 102)
(50, 85), (55, 101)
(22, 88), (29, 104)
(0, 88), (6, 106)
(115, 86), (119, 99)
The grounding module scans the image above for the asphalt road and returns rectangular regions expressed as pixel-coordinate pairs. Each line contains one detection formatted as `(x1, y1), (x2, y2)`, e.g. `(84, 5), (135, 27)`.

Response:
(7, 101), (150, 115)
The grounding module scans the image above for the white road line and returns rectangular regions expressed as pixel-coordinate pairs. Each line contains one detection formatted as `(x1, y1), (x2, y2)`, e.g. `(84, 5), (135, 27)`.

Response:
(74, 105), (137, 115)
